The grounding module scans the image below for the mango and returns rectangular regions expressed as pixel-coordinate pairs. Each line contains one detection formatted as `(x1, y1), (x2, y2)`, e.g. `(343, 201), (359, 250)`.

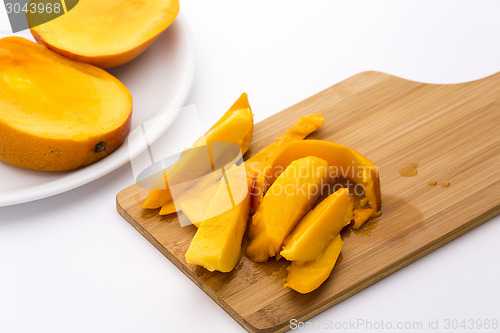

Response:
(178, 179), (220, 226)
(246, 114), (325, 212)
(142, 171), (170, 209)
(264, 140), (381, 220)
(352, 208), (374, 229)
(0, 37), (132, 171)
(284, 235), (343, 294)
(246, 156), (329, 262)
(141, 93), (253, 210)
(280, 188), (352, 262)
(29, 0), (179, 68)
(206, 92), (254, 155)
(185, 164), (251, 272)
(160, 168), (223, 217)
(159, 199), (179, 216)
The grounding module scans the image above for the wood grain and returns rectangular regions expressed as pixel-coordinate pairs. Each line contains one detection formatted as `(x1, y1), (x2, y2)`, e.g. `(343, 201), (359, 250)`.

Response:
(116, 71), (500, 333)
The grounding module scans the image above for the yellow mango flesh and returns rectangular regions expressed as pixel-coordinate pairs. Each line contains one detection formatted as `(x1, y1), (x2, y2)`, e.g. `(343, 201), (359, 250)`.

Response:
(207, 93), (254, 155)
(0, 37), (132, 171)
(185, 165), (251, 272)
(285, 235), (343, 294)
(141, 93), (253, 209)
(30, 0), (179, 68)
(159, 200), (179, 216)
(201, 109), (253, 167)
(141, 172), (169, 209)
(264, 140), (381, 218)
(246, 114), (325, 173)
(352, 208), (374, 229)
(246, 156), (329, 262)
(246, 114), (325, 212)
(160, 168), (222, 217)
(164, 108), (252, 204)
(281, 188), (352, 262)
(179, 181), (220, 227)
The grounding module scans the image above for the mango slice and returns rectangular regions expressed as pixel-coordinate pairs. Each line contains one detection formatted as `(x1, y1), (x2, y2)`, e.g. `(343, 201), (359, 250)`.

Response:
(246, 156), (329, 262)
(280, 188), (352, 262)
(29, 0), (179, 68)
(185, 165), (251, 272)
(141, 93), (253, 210)
(178, 181), (219, 226)
(0, 37), (132, 171)
(246, 114), (325, 212)
(352, 208), (374, 229)
(206, 92), (254, 156)
(157, 104), (253, 211)
(284, 235), (343, 294)
(264, 140), (381, 218)
(141, 172), (170, 209)
(159, 168), (223, 217)
(158, 199), (179, 216)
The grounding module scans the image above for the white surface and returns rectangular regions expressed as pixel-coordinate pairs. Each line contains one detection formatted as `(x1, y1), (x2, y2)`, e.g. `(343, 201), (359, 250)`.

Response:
(1, 1), (500, 333)
(0, 15), (195, 206)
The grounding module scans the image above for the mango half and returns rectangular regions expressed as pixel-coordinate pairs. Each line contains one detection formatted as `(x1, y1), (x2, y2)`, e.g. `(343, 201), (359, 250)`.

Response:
(0, 37), (132, 171)
(29, 0), (180, 68)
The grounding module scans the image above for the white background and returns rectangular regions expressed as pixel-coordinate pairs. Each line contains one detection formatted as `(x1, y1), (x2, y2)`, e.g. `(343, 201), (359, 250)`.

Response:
(1, 1), (500, 332)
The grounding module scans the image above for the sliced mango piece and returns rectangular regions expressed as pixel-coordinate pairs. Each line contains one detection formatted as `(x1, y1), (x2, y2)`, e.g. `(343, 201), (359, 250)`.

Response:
(141, 172), (169, 209)
(160, 168), (222, 216)
(178, 181), (219, 226)
(246, 156), (329, 262)
(352, 208), (374, 230)
(159, 200), (179, 216)
(284, 235), (343, 294)
(281, 188), (352, 262)
(264, 140), (381, 217)
(246, 114), (325, 212)
(246, 114), (325, 172)
(141, 93), (253, 209)
(185, 165), (251, 272)
(172, 165), (256, 224)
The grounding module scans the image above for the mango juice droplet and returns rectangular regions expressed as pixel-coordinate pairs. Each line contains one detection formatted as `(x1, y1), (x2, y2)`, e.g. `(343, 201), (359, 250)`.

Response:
(398, 162), (418, 177)
(440, 181), (451, 188)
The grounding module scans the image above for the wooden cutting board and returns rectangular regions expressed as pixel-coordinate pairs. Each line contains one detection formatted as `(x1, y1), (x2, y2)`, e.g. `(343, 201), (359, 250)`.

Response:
(116, 71), (500, 333)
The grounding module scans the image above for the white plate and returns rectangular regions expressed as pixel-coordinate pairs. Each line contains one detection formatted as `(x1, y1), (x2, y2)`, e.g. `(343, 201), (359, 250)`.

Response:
(0, 15), (195, 207)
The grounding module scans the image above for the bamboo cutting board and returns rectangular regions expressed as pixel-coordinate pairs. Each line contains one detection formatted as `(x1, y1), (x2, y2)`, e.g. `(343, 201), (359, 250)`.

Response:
(116, 71), (500, 333)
